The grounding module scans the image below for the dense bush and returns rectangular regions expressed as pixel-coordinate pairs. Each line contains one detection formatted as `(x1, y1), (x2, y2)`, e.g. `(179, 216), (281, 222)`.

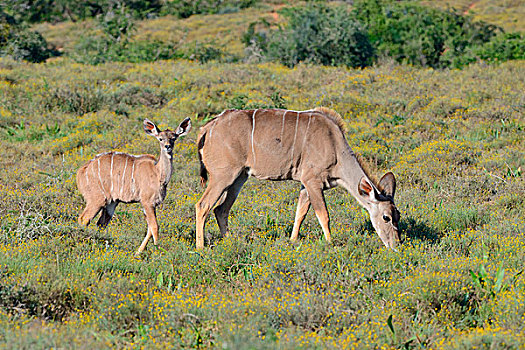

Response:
(72, 36), (181, 65)
(352, 0), (500, 68)
(4, 29), (53, 63)
(71, 4), (180, 64)
(0, 11), (54, 63)
(162, 0), (258, 18)
(245, 4), (374, 68)
(473, 32), (525, 62)
(2, 0), (163, 23)
(2, 0), (258, 23)
(245, 1), (522, 69)
(71, 4), (229, 64)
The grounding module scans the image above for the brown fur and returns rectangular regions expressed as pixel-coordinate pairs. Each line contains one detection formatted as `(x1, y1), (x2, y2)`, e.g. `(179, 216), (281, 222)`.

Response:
(195, 108), (400, 250)
(313, 107), (346, 133)
(77, 118), (191, 255)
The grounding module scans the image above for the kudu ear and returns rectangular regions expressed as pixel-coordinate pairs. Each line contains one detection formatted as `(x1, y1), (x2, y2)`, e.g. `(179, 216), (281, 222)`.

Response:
(143, 119), (160, 137)
(358, 177), (379, 202)
(176, 117), (192, 137)
(379, 172), (396, 199)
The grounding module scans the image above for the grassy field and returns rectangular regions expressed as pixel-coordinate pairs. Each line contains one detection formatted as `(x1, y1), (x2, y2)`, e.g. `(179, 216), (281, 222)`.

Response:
(1, 3), (525, 349)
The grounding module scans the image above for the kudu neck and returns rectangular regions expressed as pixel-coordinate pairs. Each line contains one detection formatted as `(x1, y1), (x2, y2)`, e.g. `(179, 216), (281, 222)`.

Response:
(157, 148), (174, 185)
(338, 145), (374, 210)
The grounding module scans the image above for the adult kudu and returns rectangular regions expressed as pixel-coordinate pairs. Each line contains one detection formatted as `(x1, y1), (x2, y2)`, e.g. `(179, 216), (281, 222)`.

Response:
(196, 108), (400, 250)
(77, 117), (191, 255)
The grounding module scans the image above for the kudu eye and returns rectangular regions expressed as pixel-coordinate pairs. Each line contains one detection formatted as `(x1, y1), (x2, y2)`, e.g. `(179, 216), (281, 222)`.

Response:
(383, 214), (391, 222)
(159, 138), (164, 142)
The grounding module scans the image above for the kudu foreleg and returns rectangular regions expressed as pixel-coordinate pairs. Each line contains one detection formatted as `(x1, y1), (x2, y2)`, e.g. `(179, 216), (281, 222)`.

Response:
(303, 182), (331, 243)
(290, 186), (311, 241)
(136, 205), (158, 254)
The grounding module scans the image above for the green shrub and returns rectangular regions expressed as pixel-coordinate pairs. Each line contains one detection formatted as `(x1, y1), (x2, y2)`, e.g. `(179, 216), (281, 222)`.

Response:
(473, 32), (525, 63)
(71, 5), (183, 64)
(123, 40), (181, 63)
(3, 29), (52, 63)
(0, 10), (56, 63)
(0, 12), (16, 46)
(162, 0), (258, 18)
(249, 3), (374, 68)
(72, 35), (181, 64)
(352, 0), (500, 68)
(3, 0), (163, 23)
(245, 1), (522, 69)
(4, 0), (258, 23)
(183, 41), (224, 63)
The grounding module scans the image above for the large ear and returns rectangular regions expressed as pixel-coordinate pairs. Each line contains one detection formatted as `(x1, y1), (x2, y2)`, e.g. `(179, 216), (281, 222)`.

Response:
(176, 117), (192, 137)
(358, 177), (379, 202)
(143, 119), (160, 137)
(378, 172), (396, 199)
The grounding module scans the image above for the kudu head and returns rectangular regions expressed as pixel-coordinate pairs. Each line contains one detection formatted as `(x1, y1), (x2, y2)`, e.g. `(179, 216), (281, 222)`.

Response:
(143, 118), (192, 157)
(358, 172), (400, 250)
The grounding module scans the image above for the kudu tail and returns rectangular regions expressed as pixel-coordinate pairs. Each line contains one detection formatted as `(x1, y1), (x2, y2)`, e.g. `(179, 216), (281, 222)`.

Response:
(197, 130), (208, 187)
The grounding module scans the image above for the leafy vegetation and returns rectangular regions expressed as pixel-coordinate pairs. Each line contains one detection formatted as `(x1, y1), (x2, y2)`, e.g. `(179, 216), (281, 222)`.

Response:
(244, 4), (374, 68)
(0, 1), (524, 348)
(245, 1), (524, 69)
(2, 0), (258, 23)
(0, 11), (55, 63)
(352, 0), (501, 68)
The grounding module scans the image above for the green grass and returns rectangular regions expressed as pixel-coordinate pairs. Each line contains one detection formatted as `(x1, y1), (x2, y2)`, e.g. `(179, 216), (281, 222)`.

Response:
(0, 5), (524, 349)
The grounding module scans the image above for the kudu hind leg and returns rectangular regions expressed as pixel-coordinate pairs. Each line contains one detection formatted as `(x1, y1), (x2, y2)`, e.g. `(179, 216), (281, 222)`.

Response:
(303, 182), (331, 243)
(96, 201), (118, 228)
(214, 172), (248, 237)
(290, 186), (311, 241)
(196, 173), (241, 249)
(78, 197), (105, 226)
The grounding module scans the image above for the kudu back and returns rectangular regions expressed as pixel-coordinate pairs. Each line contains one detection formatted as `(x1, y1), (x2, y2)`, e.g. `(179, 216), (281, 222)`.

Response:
(77, 117), (191, 255)
(195, 108), (400, 249)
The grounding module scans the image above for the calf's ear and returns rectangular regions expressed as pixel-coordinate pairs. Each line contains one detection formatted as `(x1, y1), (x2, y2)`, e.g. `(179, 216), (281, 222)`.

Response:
(144, 119), (160, 137)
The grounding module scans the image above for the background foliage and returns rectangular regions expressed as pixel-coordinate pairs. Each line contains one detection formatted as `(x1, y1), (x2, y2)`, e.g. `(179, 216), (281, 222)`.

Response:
(245, 1), (524, 69)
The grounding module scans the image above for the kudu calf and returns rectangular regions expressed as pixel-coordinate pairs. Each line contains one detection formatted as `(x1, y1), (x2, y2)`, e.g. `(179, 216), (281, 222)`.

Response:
(77, 118), (191, 254)
(196, 108), (400, 250)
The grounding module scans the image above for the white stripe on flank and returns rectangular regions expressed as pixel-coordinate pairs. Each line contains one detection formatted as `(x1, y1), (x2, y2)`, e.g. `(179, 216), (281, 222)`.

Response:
(92, 159), (105, 199)
(110, 153), (114, 194)
(85, 164), (89, 186)
(280, 110), (288, 144)
(251, 109), (258, 164)
(97, 158), (107, 199)
(131, 161), (136, 195)
(290, 111), (300, 163)
(209, 122), (214, 139)
(120, 157), (128, 198)
(301, 113), (312, 151)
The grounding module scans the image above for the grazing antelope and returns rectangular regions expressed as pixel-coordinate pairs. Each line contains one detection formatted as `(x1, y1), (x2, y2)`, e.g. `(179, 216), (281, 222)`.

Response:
(76, 117), (191, 255)
(196, 108), (400, 250)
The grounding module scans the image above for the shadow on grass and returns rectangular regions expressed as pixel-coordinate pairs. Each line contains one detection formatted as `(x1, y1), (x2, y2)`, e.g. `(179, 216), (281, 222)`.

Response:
(400, 216), (441, 244)
(355, 215), (441, 245)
